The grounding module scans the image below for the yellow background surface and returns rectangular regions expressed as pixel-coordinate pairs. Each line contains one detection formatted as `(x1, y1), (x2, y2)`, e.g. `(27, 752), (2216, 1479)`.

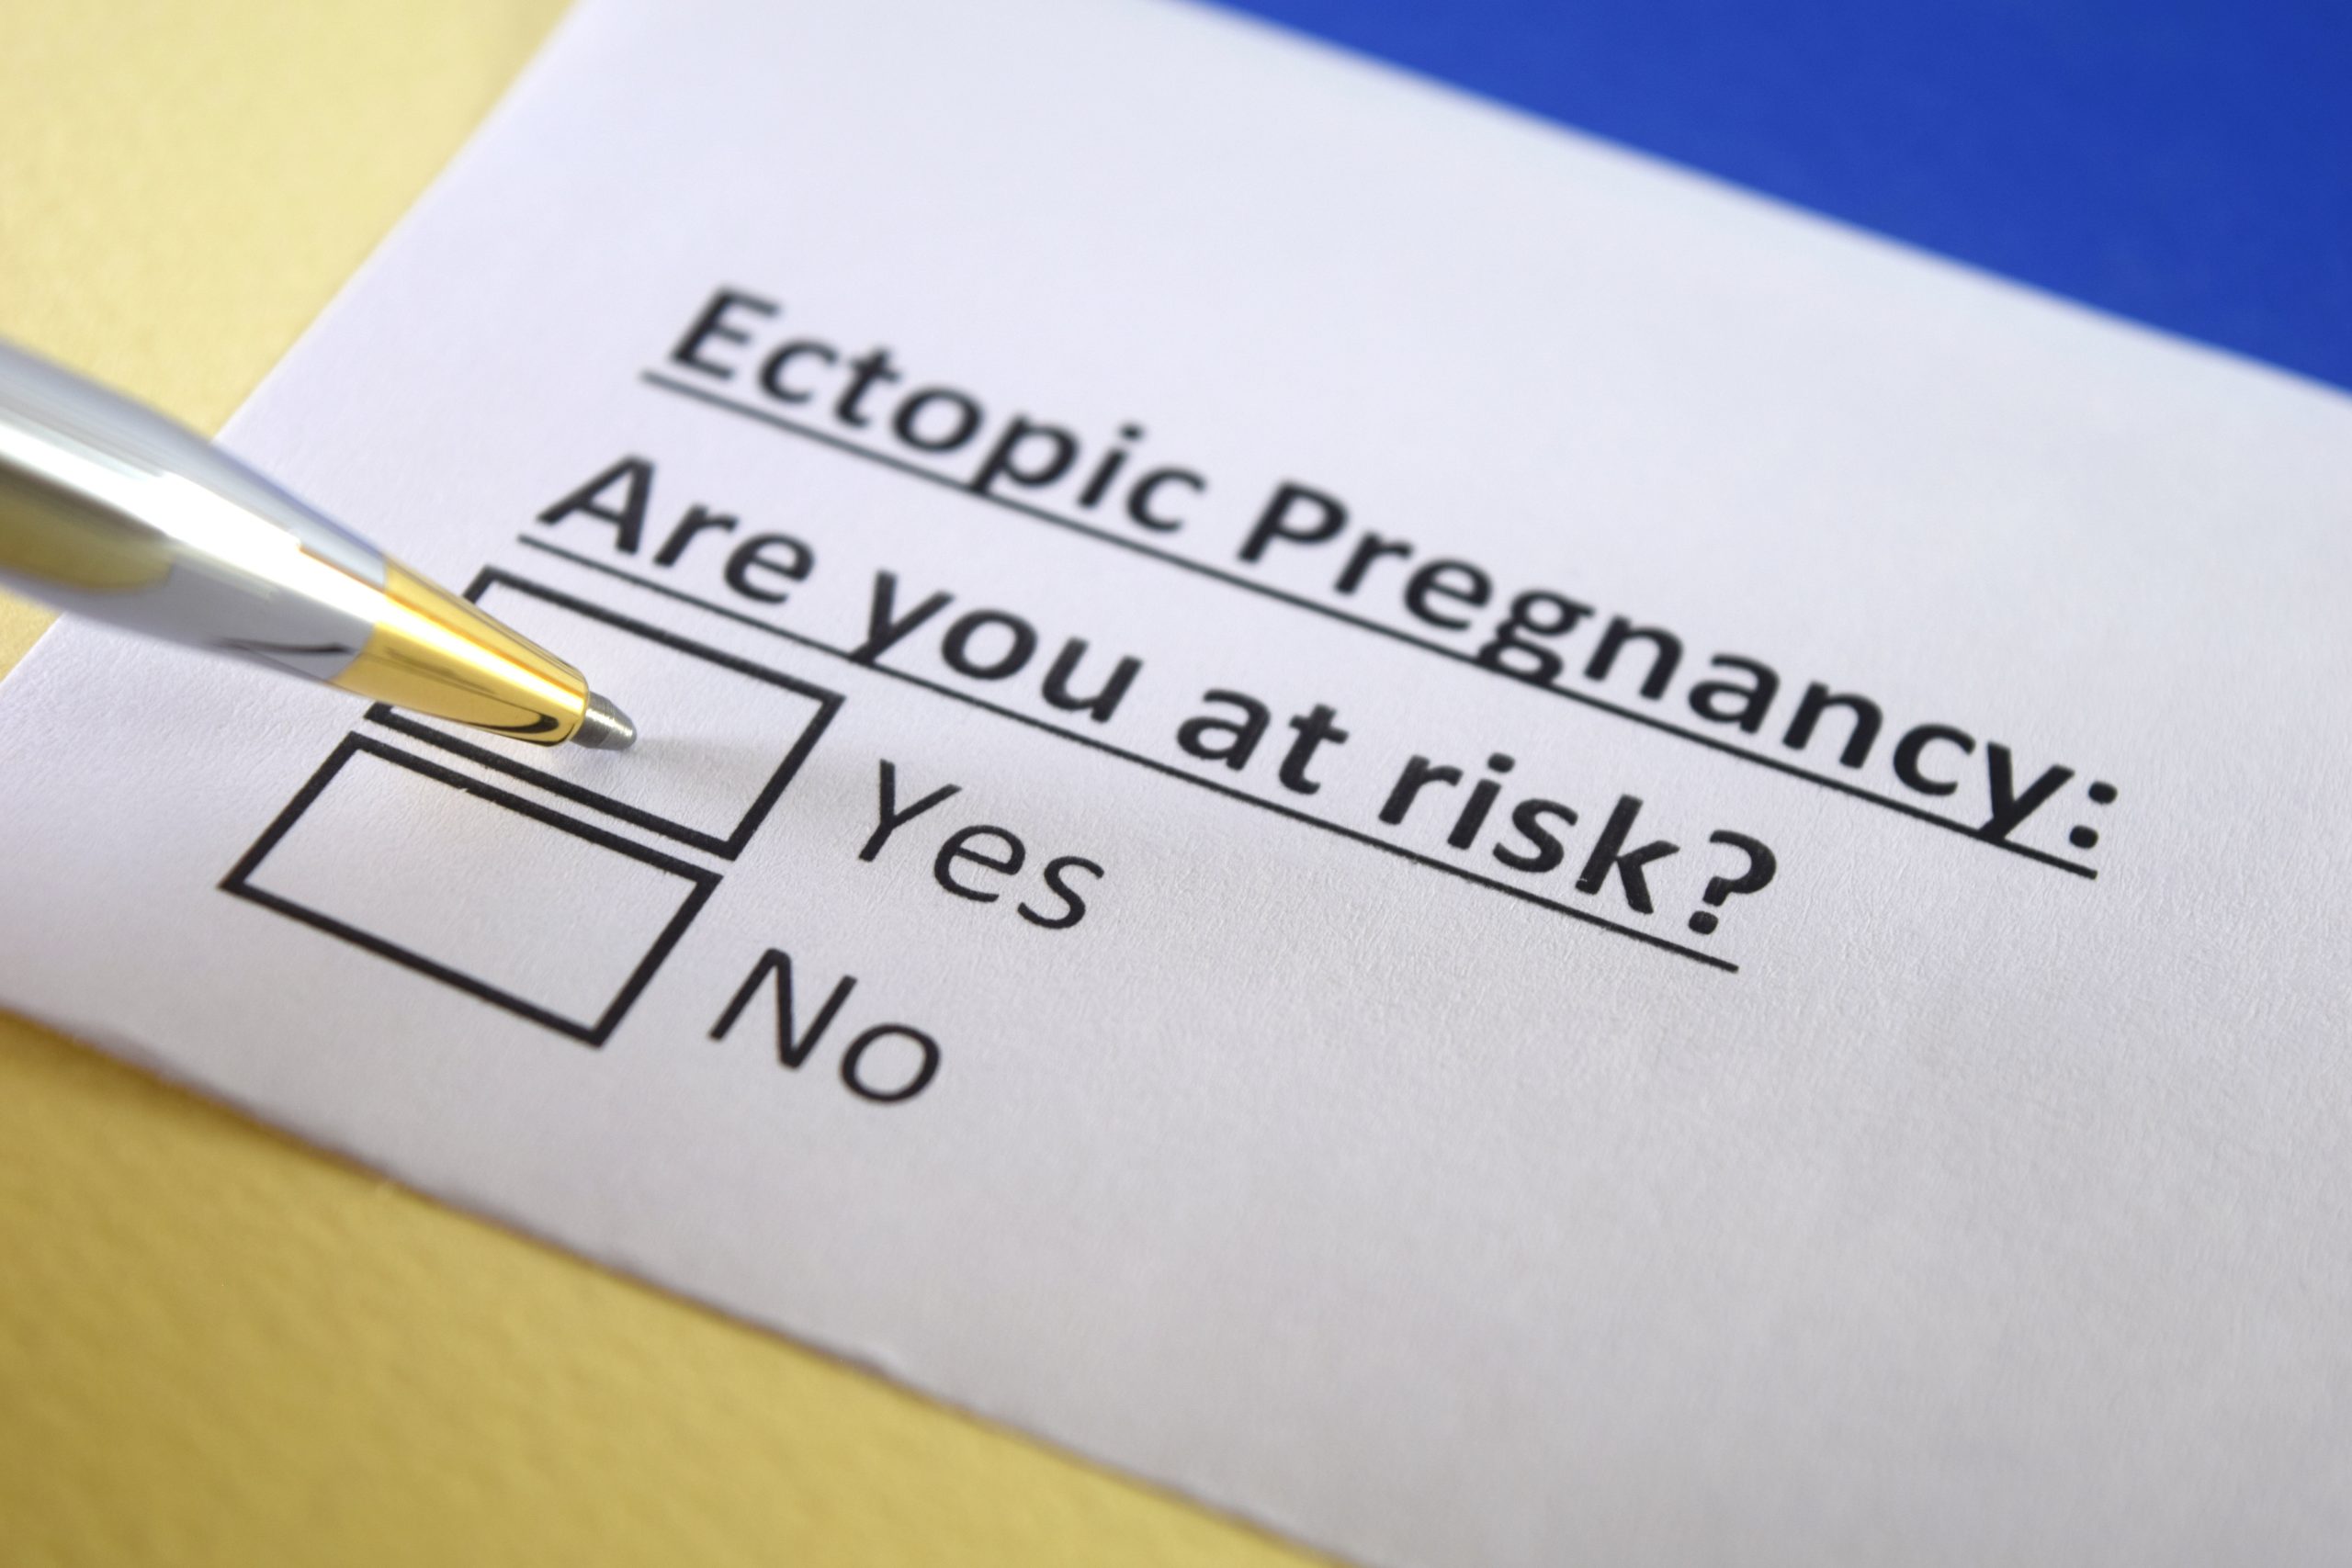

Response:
(0, 6), (1323, 1563)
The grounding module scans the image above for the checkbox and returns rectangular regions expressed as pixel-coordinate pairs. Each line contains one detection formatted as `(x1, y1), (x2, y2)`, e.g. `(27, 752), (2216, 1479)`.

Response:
(368, 570), (842, 859)
(221, 735), (718, 1044)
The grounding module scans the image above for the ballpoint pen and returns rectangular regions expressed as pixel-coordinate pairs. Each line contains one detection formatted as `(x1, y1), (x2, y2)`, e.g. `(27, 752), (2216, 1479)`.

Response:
(0, 339), (636, 750)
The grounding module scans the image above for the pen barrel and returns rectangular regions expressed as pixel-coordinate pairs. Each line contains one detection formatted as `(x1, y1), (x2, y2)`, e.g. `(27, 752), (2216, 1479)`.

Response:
(0, 342), (390, 682)
(0, 340), (589, 745)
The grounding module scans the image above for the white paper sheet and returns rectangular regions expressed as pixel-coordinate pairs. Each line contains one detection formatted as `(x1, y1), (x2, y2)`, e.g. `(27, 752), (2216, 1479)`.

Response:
(4, 1), (2349, 1562)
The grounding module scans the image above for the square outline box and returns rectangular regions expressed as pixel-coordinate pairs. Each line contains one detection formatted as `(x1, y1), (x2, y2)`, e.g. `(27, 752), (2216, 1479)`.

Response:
(220, 733), (720, 1045)
(365, 568), (844, 860)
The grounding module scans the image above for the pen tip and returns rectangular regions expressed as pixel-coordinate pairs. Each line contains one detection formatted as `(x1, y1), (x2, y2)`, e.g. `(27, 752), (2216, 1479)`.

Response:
(571, 692), (639, 751)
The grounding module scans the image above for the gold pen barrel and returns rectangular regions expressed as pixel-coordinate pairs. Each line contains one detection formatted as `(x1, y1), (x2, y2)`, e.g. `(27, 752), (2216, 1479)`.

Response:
(331, 561), (592, 744)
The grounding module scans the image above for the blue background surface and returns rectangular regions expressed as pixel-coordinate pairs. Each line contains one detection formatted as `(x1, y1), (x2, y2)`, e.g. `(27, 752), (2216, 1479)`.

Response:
(1222, 0), (2351, 393)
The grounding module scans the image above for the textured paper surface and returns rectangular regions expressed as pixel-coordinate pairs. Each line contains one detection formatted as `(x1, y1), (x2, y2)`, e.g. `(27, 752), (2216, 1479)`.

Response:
(3, 2), (2348, 1563)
